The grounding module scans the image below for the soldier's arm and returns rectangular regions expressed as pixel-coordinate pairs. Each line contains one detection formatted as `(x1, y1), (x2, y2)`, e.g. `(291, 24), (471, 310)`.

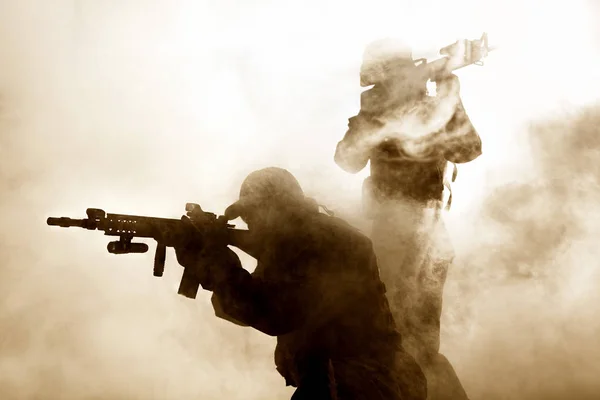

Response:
(335, 87), (389, 173)
(210, 271), (316, 336)
(208, 250), (319, 337)
(401, 75), (481, 163)
(334, 112), (381, 173)
(430, 75), (482, 163)
(414, 75), (462, 134)
(439, 100), (482, 163)
(211, 294), (250, 327)
(175, 240), (310, 333)
(210, 254), (264, 328)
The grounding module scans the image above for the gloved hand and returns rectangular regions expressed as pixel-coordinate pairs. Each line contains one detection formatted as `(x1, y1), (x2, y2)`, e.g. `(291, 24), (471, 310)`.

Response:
(173, 215), (243, 291)
(173, 215), (207, 269)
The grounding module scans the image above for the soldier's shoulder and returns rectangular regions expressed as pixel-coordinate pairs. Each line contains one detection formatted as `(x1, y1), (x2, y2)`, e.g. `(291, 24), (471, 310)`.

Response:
(360, 86), (387, 114)
(314, 213), (373, 250)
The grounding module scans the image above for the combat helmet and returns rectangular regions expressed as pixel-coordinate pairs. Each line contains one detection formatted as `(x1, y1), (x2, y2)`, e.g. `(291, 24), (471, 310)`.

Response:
(225, 167), (306, 220)
(360, 38), (416, 87)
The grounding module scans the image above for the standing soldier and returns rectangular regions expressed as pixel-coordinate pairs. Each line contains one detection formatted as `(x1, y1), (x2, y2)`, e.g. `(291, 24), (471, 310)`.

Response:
(334, 38), (483, 400)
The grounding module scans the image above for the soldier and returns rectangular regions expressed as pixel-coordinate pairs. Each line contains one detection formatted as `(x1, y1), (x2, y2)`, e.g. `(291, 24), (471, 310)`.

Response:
(174, 167), (427, 400)
(334, 39), (482, 400)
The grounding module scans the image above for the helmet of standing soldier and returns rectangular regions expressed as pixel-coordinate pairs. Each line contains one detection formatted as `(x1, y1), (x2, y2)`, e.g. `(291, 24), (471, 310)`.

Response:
(360, 38), (416, 87)
(224, 167), (307, 222)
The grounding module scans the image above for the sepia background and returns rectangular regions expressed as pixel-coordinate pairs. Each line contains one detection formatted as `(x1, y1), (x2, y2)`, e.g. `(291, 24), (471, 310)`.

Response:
(1, 0), (599, 399)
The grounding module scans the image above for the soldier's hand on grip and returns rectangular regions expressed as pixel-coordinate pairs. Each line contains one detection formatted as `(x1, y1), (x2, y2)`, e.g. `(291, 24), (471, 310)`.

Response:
(173, 215), (206, 269)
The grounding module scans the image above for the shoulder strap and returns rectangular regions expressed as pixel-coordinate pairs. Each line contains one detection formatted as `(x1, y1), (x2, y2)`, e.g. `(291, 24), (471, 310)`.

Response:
(443, 162), (458, 211)
(318, 203), (335, 217)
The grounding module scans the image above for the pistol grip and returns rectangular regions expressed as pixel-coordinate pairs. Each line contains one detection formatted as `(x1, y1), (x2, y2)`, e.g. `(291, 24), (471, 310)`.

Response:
(154, 243), (166, 277)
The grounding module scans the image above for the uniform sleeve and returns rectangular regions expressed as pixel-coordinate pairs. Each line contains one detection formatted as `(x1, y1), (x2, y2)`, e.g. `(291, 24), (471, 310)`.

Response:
(334, 88), (387, 174)
(334, 112), (380, 173)
(440, 100), (482, 163)
(211, 293), (249, 327)
(396, 75), (481, 163)
(209, 252), (317, 337)
(431, 74), (482, 163)
(211, 256), (263, 328)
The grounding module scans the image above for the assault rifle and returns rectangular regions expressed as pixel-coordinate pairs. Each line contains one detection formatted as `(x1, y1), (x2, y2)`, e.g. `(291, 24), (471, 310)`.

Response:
(360, 32), (497, 86)
(419, 32), (497, 79)
(47, 203), (250, 299)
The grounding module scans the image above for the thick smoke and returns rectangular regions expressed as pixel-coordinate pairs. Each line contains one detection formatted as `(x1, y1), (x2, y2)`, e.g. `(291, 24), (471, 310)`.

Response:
(441, 106), (600, 399)
(0, 1), (599, 399)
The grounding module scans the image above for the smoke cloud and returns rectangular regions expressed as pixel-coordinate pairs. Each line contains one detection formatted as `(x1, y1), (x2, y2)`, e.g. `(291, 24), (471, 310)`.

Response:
(0, 0), (599, 399)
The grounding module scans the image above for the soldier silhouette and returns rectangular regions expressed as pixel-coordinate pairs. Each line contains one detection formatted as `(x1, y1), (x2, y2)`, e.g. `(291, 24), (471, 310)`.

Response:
(334, 38), (482, 400)
(174, 167), (428, 400)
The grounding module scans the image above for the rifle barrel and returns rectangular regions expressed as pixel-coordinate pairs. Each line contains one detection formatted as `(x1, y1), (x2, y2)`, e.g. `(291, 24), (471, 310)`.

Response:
(47, 217), (87, 228)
